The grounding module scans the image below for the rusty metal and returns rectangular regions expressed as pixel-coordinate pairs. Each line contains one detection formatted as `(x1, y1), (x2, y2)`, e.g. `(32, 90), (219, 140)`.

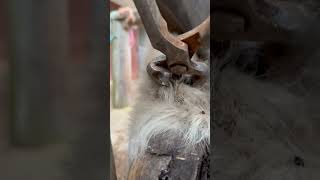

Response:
(178, 16), (210, 57)
(146, 55), (172, 86)
(212, 0), (293, 42)
(133, 0), (209, 86)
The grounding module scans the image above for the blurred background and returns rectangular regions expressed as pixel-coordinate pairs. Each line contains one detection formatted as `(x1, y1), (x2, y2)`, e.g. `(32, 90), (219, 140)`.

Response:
(109, 0), (209, 179)
(0, 0), (108, 179)
(110, 1), (154, 179)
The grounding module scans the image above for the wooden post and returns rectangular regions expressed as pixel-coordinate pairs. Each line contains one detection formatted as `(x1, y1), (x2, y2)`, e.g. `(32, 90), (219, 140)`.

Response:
(64, 0), (113, 179)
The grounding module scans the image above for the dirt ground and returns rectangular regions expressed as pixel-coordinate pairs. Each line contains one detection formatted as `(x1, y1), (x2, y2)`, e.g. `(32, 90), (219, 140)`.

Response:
(111, 107), (131, 180)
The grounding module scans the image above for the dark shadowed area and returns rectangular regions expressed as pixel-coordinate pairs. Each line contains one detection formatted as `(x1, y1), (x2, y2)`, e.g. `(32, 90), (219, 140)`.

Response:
(212, 0), (320, 179)
(0, 0), (110, 179)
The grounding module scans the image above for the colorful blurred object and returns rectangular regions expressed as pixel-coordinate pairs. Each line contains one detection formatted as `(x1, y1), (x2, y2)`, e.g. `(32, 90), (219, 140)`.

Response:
(110, 7), (143, 109)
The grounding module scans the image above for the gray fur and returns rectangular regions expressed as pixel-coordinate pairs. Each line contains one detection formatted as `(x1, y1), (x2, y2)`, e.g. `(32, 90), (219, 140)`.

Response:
(128, 58), (210, 164)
